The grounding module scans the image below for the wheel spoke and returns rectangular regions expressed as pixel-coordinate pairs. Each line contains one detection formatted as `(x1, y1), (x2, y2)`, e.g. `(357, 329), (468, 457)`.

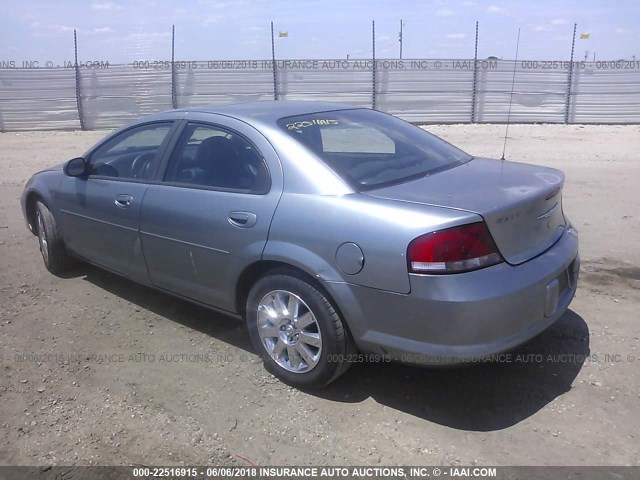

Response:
(258, 324), (279, 339)
(287, 345), (302, 370)
(299, 331), (321, 348)
(296, 312), (314, 329)
(296, 343), (316, 366)
(272, 338), (286, 358)
(273, 292), (288, 316)
(287, 295), (300, 319)
(258, 304), (278, 322)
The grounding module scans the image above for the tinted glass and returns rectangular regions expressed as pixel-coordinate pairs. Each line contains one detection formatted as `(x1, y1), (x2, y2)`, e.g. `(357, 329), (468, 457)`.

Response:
(89, 123), (172, 180)
(277, 109), (472, 190)
(164, 123), (269, 193)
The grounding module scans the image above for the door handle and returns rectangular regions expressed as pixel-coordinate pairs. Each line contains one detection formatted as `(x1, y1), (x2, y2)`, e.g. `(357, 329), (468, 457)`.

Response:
(228, 211), (257, 228)
(114, 194), (134, 209)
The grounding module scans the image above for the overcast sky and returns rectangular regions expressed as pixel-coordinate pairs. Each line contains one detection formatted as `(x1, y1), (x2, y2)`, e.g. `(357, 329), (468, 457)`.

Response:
(1, 0), (638, 64)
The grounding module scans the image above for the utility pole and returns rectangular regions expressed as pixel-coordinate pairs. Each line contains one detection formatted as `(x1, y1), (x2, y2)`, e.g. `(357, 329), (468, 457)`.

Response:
(399, 20), (404, 59)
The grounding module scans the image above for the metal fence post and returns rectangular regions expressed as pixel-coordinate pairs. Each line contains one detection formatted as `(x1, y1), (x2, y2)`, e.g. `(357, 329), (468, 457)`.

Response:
(171, 25), (178, 109)
(564, 23), (577, 124)
(471, 21), (479, 123)
(73, 30), (85, 130)
(271, 21), (278, 100)
(372, 20), (376, 110)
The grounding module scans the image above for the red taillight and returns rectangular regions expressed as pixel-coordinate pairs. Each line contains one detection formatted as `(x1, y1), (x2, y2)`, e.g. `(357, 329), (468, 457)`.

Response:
(408, 222), (503, 274)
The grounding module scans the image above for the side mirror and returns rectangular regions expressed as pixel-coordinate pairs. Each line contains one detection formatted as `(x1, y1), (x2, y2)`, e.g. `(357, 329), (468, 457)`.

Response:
(63, 157), (87, 177)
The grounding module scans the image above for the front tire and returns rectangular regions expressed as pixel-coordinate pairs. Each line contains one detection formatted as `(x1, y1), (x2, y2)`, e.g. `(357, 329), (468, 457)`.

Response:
(35, 201), (73, 274)
(246, 270), (354, 388)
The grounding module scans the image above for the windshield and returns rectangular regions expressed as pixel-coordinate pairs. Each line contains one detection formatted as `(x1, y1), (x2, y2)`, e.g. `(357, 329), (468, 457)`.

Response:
(277, 108), (472, 190)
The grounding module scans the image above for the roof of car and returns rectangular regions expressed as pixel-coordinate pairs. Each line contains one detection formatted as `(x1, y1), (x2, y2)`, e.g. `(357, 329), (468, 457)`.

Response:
(173, 100), (356, 124)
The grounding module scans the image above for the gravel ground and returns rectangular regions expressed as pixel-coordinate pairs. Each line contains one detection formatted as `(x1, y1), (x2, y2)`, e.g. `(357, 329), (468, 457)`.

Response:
(0, 124), (639, 467)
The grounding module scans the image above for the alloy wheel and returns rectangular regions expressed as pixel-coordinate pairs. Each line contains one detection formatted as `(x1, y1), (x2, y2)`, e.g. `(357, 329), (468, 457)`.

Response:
(36, 211), (49, 265)
(257, 289), (322, 373)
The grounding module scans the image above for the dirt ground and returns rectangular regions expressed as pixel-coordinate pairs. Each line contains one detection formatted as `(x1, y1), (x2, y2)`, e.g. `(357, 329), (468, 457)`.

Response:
(0, 124), (639, 467)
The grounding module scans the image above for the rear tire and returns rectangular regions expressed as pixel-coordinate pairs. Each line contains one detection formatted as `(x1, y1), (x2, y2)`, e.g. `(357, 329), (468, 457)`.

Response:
(35, 201), (73, 274)
(246, 270), (354, 388)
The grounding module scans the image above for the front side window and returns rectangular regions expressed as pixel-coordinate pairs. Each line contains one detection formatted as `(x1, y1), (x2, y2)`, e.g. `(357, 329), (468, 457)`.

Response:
(89, 123), (173, 180)
(277, 109), (472, 190)
(163, 123), (270, 193)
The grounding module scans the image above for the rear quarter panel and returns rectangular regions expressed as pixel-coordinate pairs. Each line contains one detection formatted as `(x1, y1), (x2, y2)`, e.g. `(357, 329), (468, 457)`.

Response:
(264, 192), (480, 294)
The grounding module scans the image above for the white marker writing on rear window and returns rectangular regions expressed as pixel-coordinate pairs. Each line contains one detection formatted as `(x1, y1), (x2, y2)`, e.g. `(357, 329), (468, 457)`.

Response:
(286, 119), (339, 130)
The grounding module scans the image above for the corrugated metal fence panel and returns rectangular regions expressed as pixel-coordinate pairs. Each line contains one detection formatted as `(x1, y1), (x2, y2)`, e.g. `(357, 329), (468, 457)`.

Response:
(80, 65), (173, 130)
(2, 59), (640, 131)
(569, 63), (640, 123)
(278, 60), (374, 108)
(0, 68), (80, 131)
(475, 60), (569, 123)
(379, 60), (474, 123)
(177, 66), (274, 107)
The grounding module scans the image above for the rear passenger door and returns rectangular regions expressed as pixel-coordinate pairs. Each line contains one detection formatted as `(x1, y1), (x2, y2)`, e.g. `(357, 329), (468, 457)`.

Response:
(139, 116), (283, 312)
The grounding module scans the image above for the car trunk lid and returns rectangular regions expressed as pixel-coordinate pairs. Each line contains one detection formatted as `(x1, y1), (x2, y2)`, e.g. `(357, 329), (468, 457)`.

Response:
(364, 157), (566, 265)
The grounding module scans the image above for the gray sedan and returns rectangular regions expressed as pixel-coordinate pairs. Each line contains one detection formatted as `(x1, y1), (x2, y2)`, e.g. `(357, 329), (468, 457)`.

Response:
(21, 101), (580, 388)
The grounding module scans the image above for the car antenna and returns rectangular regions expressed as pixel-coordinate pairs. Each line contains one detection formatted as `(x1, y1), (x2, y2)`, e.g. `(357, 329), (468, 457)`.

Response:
(501, 27), (521, 161)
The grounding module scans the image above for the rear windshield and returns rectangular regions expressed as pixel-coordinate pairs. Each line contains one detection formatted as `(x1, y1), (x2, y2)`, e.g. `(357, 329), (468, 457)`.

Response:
(277, 109), (472, 190)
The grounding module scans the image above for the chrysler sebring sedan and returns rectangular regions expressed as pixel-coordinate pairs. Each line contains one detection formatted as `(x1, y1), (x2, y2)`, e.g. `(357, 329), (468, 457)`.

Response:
(21, 101), (579, 388)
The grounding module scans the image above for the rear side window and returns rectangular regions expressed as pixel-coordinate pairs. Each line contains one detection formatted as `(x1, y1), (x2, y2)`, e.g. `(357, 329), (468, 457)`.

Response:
(89, 123), (173, 180)
(163, 123), (270, 193)
(278, 109), (471, 190)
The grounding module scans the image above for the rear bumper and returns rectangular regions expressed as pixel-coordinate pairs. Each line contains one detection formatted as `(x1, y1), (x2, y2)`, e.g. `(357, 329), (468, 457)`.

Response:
(326, 227), (579, 365)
